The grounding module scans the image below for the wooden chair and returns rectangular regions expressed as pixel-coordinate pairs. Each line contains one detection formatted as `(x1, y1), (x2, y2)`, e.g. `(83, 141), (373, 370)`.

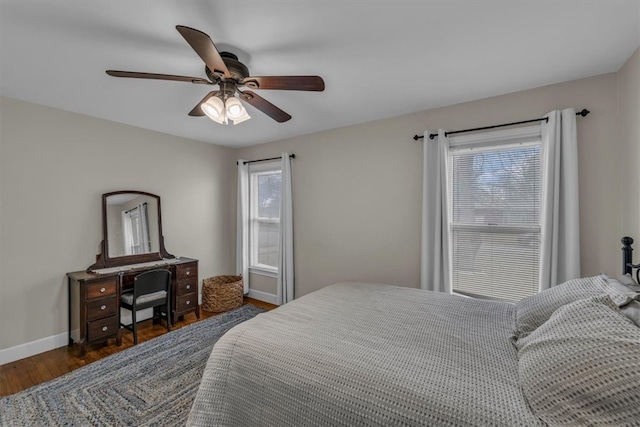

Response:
(120, 269), (172, 345)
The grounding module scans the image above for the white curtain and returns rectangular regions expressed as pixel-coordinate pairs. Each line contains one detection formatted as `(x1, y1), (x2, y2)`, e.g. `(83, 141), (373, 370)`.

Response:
(277, 153), (294, 305)
(421, 129), (452, 293)
(122, 210), (134, 256)
(236, 160), (250, 293)
(539, 108), (580, 289)
(138, 203), (151, 253)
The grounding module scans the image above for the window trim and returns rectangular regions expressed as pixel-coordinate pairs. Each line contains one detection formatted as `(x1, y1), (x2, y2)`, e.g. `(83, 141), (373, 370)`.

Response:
(248, 161), (281, 275)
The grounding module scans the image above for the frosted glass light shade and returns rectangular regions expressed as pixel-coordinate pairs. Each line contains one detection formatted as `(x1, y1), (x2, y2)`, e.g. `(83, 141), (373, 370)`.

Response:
(225, 97), (245, 119)
(232, 110), (251, 125)
(202, 96), (226, 124)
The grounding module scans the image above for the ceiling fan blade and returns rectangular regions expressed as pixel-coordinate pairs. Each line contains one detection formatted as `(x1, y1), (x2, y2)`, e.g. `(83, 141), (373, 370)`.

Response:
(240, 76), (325, 91)
(188, 91), (218, 116)
(239, 91), (292, 122)
(106, 70), (211, 85)
(175, 25), (231, 78)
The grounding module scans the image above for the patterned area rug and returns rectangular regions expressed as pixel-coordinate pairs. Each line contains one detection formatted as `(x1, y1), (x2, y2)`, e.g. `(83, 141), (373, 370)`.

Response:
(1, 304), (265, 426)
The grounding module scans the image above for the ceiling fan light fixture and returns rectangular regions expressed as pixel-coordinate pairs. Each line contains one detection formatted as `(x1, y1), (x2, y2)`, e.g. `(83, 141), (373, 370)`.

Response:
(106, 26), (324, 125)
(231, 109), (251, 125)
(224, 96), (251, 125)
(225, 97), (245, 118)
(202, 96), (226, 124)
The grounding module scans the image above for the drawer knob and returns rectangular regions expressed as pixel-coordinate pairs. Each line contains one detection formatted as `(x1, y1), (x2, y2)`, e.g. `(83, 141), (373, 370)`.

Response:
(100, 305), (107, 310)
(102, 326), (108, 332)
(186, 300), (191, 305)
(186, 285), (191, 290)
(100, 287), (106, 293)
(186, 271), (190, 276)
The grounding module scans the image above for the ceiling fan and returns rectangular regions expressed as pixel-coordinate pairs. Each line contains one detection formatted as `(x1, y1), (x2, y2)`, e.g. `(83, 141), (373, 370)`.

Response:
(106, 25), (325, 125)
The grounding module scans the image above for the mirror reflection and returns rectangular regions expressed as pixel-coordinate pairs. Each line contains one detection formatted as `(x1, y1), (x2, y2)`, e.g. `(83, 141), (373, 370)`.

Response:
(106, 193), (160, 258)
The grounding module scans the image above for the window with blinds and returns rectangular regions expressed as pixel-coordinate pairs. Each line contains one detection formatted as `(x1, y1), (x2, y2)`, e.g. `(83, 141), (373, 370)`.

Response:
(449, 129), (542, 302)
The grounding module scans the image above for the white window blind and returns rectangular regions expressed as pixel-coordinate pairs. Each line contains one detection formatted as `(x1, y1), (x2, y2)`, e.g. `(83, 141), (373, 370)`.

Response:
(449, 127), (542, 302)
(249, 162), (281, 273)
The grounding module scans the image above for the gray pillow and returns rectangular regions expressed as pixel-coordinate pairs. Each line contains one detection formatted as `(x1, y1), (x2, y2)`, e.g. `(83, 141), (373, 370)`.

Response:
(618, 273), (640, 292)
(517, 295), (640, 426)
(620, 297), (640, 328)
(603, 275), (640, 297)
(585, 276), (640, 327)
(513, 275), (630, 339)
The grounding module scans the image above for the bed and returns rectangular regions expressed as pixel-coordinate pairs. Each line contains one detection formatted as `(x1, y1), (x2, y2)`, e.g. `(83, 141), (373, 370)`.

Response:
(187, 240), (640, 426)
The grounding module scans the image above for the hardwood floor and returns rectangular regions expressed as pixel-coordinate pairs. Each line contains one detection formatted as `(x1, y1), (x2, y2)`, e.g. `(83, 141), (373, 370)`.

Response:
(0, 298), (276, 397)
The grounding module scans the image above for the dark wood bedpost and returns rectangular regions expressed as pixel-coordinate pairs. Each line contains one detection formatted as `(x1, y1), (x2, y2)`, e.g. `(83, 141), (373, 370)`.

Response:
(622, 236), (634, 275)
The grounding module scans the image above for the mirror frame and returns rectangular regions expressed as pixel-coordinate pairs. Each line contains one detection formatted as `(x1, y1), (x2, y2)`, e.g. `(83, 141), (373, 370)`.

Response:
(88, 190), (174, 271)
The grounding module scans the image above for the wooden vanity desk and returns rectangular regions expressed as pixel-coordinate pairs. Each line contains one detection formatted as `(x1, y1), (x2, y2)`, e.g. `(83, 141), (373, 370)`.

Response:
(67, 190), (199, 357)
(67, 258), (199, 357)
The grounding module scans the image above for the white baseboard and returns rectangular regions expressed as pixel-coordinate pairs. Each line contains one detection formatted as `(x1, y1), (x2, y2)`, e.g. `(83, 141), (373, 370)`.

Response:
(1, 308), (153, 365)
(247, 289), (279, 305)
(1, 332), (68, 365)
(2, 290), (265, 366)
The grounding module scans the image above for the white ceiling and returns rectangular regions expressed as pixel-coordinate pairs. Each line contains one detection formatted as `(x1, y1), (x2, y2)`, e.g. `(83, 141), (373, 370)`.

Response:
(1, 1), (638, 148)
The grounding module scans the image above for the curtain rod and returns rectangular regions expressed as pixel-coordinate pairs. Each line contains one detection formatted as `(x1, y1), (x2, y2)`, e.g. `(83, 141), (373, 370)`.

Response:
(124, 202), (147, 214)
(413, 108), (590, 141)
(236, 154), (295, 165)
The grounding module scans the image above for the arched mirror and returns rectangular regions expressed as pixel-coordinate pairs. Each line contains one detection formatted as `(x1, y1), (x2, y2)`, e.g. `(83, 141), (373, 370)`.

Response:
(89, 191), (173, 271)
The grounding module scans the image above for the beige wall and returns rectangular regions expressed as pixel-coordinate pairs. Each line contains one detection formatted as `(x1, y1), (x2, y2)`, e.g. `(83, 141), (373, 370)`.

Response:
(0, 96), (236, 350)
(238, 61), (638, 298)
(618, 48), (640, 243)
(248, 273), (278, 294)
(238, 115), (425, 297)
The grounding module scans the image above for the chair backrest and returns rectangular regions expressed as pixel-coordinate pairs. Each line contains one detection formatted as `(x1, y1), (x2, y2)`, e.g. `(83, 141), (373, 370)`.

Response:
(134, 269), (171, 298)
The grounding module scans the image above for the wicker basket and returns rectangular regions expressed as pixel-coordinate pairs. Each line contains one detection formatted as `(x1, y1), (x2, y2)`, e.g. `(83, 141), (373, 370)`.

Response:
(202, 275), (244, 313)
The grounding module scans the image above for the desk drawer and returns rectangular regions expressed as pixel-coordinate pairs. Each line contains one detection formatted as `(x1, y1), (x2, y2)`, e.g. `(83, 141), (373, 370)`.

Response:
(176, 293), (197, 312)
(87, 316), (118, 341)
(176, 280), (197, 296)
(87, 296), (117, 320)
(86, 279), (117, 299)
(176, 263), (198, 281)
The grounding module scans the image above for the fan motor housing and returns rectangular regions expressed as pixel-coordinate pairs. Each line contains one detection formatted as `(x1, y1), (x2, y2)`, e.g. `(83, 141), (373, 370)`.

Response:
(205, 52), (249, 82)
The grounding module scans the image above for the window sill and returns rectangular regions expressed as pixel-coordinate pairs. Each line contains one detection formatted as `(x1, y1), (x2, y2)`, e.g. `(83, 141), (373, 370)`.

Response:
(249, 266), (278, 279)
(452, 290), (517, 304)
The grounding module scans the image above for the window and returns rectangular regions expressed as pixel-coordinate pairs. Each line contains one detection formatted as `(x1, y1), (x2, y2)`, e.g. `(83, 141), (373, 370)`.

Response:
(448, 127), (542, 302)
(249, 161), (282, 275)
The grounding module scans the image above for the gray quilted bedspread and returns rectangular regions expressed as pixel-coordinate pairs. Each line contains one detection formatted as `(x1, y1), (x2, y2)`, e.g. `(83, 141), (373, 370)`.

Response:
(187, 282), (544, 426)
